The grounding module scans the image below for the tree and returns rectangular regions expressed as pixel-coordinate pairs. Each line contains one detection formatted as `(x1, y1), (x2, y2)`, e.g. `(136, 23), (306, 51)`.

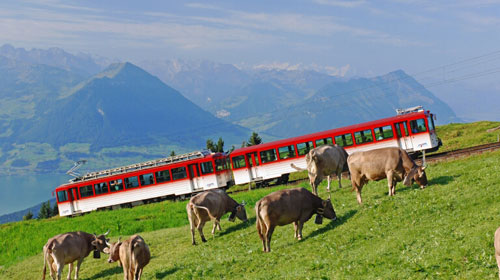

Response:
(52, 203), (59, 217)
(38, 200), (51, 219)
(206, 139), (216, 152)
(23, 210), (33, 221)
(170, 150), (176, 157)
(216, 137), (224, 153)
(247, 132), (263, 147)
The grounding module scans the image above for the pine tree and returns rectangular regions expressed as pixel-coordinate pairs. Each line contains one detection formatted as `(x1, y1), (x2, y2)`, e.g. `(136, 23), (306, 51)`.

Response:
(38, 201), (51, 219)
(206, 139), (216, 152)
(52, 203), (59, 217)
(216, 137), (224, 153)
(23, 210), (33, 221)
(170, 150), (176, 157)
(247, 132), (263, 147)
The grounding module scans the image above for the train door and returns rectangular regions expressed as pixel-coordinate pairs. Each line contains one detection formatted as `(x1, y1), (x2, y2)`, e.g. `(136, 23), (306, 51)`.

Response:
(68, 187), (79, 214)
(188, 164), (202, 191)
(245, 152), (260, 180)
(395, 121), (414, 151)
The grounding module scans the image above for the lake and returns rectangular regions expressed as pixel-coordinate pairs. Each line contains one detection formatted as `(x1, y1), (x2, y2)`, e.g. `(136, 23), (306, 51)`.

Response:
(0, 173), (70, 216)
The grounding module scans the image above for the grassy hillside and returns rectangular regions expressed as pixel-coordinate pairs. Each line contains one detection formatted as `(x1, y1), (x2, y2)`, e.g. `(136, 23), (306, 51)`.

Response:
(1, 149), (500, 279)
(435, 121), (500, 153)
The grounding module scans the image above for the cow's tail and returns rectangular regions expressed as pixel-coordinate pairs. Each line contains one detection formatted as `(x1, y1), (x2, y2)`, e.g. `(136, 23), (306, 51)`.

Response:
(290, 163), (305, 171)
(255, 201), (265, 240)
(192, 204), (217, 220)
(42, 242), (52, 280)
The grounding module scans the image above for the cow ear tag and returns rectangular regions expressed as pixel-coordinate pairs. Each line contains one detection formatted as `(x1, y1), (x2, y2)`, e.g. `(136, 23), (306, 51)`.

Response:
(93, 250), (101, 259)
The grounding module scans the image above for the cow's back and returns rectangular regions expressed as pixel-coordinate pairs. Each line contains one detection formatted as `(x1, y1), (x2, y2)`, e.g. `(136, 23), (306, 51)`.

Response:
(48, 231), (92, 263)
(189, 190), (229, 217)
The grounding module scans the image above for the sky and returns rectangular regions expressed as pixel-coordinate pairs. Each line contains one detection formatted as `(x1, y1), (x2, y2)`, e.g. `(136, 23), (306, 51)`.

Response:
(1, 0), (500, 77)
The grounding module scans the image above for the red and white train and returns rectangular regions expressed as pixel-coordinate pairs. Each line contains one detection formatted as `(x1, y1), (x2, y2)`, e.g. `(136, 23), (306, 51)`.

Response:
(55, 106), (440, 216)
(229, 106), (440, 187)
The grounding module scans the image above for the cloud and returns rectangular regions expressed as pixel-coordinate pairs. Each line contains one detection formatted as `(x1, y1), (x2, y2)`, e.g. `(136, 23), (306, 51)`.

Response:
(312, 0), (366, 8)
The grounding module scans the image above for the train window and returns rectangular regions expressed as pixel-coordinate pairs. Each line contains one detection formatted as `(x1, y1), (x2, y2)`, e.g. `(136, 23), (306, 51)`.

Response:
(278, 145), (296, 160)
(374, 125), (394, 141)
(260, 149), (277, 164)
(232, 155), (246, 169)
(410, 119), (427, 134)
(109, 179), (124, 192)
(94, 182), (108, 195)
(155, 170), (171, 183)
(315, 137), (333, 147)
(140, 173), (154, 186)
(125, 176), (139, 189)
(427, 115), (435, 131)
(354, 129), (373, 144)
(172, 167), (187, 180)
(79, 185), (94, 198)
(57, 190), (68, 202)
(215, 158), (229, 171)
(334, 133), (354, 147)
(200, 161), (214, 174)
(297, 141), (314, 156)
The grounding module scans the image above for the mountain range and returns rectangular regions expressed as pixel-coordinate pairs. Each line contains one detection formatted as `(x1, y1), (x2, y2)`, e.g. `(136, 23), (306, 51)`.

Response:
(0, 44), (459, 176)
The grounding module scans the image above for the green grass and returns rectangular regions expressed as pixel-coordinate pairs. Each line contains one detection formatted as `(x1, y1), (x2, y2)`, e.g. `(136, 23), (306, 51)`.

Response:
(435, 121), (500, 152)
(1, 149), (500, 279)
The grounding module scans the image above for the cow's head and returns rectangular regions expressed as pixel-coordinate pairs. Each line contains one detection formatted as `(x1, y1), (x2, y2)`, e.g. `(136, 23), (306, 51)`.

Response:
(317, 199), (337, 221)
(91, 230), (110, 253)
(403, 166), (428, 188)
(103, 237), (122, 263)
(229, 201), (248, 222)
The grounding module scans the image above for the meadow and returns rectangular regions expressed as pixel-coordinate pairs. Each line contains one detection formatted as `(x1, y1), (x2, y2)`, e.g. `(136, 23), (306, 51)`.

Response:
(1, 121), (500, 279)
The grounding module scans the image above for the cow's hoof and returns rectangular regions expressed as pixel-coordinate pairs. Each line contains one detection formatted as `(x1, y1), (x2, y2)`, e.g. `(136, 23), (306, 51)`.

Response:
(202, 238), (207, 243)
(192, 242), (196, 246)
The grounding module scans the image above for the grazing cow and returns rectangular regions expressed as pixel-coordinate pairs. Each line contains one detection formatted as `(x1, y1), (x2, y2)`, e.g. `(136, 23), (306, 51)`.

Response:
(186, 189), (248, 245)
(291, 144), (349, 196)
(347, 147), (428, 204)
(495, 227), (500, 279)
(42, 230), (110, 280)
(255, 187), (337, 252)
(104, 235), (151, 280)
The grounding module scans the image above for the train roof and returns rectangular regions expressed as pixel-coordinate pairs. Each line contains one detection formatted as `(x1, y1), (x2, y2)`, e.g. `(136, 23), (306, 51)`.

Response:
(232, 109), (430, 155)
(63, 150), (225, 185)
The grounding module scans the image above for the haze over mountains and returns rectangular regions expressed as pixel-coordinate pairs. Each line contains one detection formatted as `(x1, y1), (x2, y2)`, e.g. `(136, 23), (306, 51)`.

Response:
(0, 44), (459, 176)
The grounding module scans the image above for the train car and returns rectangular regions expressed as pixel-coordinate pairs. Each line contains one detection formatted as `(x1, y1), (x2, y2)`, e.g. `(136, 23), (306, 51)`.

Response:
(55, 150), (232, 216)
(230, 106), (440, 186)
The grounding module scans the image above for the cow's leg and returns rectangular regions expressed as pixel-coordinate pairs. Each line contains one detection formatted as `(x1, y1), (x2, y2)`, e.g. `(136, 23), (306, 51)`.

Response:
(256, 217), (267, 252)
(386, 170), (395, 196)
(297, 221), (304, 240)
(188, 206), (198, 245)
(265, 225), (276, 252)
(337, 169), (343, 189)
(293, 221), (299, 239)
(75, 257), (85, 280)
(56, 262), (63, 280)
(48, 256), (56, 280)
(217, 218), (222, 231)
(327, 175), (331, 192)
(197, 220), (207, 242)
(67, 262), (72, 280)
(495, 253), (500, 279)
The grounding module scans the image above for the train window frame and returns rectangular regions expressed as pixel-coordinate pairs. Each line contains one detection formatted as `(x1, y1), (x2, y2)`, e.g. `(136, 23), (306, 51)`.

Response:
(109, 179), (124, 192)
(315, 137), (333, 147)
(427, 115), (435, 131)
(374, 125), (394, 141)
(297, 141), (314, 156)
(200, 161), (214, 175)
(57, 190), (69, 202)
(232, 155), (246, 169)
(171, 166), (187, 180)
(140, 173), (155, 186)
(278, 145), (296, 160)
(354, 129), (374, 145)
(94, 182), (109, 195)
(216, 158), (229, 171)
(260, 148), (278, 164)
(79, 185), (94, 198)
(410, 118), (427, 134)
(125, 176), (140, 189)
(334, 133), (354, 147)
(155, 170), (171, 183)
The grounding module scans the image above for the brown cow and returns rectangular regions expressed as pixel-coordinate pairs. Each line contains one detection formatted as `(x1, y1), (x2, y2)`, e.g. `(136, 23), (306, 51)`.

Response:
(291, 144), (349, 195)
(255, 187), (337, 252)
(42, 230), (110, 280)
(495, 226), (500, 279)
(104, 235), (151, 280)
(347, 147), (428, 204)
(187, 189), (248, 245)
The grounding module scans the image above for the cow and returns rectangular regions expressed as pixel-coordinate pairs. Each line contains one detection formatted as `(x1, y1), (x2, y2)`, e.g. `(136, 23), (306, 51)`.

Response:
(42, 230), (110, 280)
(186, 189), (248, 245)
(255, 187), (337, 252)
(104, 235), (151, 280)
(495, 226), (500, 279)
(291, 144), (349, 196)
(347, 147), (428, 204)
